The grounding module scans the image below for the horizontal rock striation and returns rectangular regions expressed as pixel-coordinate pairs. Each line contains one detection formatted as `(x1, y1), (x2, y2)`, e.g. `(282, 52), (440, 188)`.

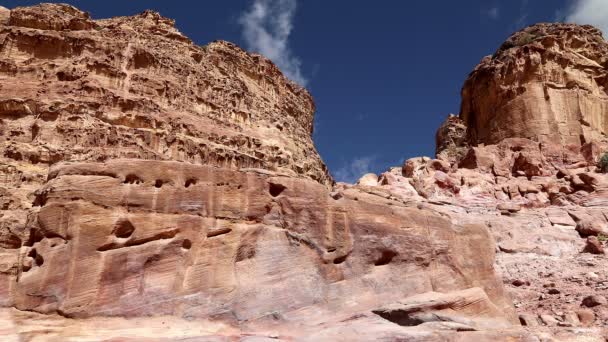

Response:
(9, 159), (516, 338)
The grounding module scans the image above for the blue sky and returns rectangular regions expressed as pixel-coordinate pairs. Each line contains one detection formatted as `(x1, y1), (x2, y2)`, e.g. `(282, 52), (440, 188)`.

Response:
(5, 0), (608, 182)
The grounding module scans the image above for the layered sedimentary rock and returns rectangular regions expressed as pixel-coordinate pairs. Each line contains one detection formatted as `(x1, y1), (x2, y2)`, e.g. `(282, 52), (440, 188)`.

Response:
(362, 134), (608, 339)
(0, 3), (528, 341)
(4, 2), (608, 340)
(461, 23), (608, 147)
(0, 4), (329, 185)
(7, 159), (517, 340)
(398, 22), (608, 340)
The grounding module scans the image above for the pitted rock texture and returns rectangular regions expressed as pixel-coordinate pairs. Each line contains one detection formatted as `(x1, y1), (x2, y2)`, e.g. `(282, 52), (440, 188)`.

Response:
(0, 3), (331, 185)
(461, 23), (608, 147)
(7, 159), (518, 340)
(435, 114), (469, 165)
(2, 4), (607, 341)
(0, 4), (331, 315)
(357, 135), (608, 339)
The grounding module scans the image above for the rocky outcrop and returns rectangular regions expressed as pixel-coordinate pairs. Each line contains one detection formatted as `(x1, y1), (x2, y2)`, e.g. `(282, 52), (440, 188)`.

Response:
(461, 23), (608, 147)
(0, 3), (531, 341)
(0, 3), (331, 186)
(435, 114), (469, 165)
(3, 3), (608, 341)
(7, 159), (516, 335)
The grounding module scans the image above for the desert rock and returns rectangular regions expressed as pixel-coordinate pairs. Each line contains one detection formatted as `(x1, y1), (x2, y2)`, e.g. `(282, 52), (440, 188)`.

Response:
(2, 3), (608, 341)
(461, 23), (608, 147)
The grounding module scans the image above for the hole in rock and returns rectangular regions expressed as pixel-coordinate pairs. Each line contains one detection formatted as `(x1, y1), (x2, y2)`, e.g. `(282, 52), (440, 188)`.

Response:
(206, 228), (232, 238)
(113, 219), (135, 238)
(372, 309), (424, 326)
(235, 244), (256, 262)
(2, 234), (21, 249)
(269, 183), (286, 197)
(31, 192), (47, 207)
(155, 180), (163, 188)
(124, 174), (142, 184)
(182, 239), (192, 250)
(31, 124), (40, 141)
(185, 178), (197, 188)
(333, 255), (348, 264)
(374, 250), (397, 266)
(28, 249), (44, 267)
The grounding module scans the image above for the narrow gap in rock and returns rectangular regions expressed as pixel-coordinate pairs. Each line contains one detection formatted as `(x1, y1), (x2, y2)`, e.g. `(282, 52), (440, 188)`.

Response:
(372, 310), (424, 326)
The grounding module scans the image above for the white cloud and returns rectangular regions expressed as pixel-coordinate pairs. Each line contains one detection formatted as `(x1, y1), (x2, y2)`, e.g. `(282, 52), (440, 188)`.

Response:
(334, 156), (377, 184)
(487, 7), (500, 19)
(566, 0), (608, 34)
(239, 0), (307, 86)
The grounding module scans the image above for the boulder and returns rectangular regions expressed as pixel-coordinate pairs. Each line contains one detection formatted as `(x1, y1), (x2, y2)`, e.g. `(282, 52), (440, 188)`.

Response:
(357, 173), (379, 187)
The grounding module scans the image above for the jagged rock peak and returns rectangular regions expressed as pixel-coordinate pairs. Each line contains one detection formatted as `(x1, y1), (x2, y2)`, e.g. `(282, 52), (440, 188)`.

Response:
(460, 22), (608, 148)
(8, 3), (94, 31)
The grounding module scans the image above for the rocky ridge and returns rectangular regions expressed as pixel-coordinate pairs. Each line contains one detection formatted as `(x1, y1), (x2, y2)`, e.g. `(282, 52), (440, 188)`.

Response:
(1, 3), (608, 341)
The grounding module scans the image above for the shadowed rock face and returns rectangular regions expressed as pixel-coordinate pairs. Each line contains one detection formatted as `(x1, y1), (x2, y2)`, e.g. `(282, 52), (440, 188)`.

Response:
(460, 23), (608, 147)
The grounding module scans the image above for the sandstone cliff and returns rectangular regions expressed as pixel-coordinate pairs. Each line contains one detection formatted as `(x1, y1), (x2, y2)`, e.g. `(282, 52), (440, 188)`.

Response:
(0, 3), (331, 196)
(0, 4), (527, 341)
(460, 23), (608, 147)
(2, 3), (608, 341)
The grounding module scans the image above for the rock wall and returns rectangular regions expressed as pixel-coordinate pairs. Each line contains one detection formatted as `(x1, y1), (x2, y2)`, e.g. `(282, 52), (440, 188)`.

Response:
(0, 4), (529, 341)
(460, 23), (608, 147)
(11, 160), (513, 325)
(0, 3), (331, 185)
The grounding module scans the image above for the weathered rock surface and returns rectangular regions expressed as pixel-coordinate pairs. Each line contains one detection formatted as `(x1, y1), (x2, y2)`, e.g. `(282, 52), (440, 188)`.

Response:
(461, 23), (608, 147)
(0, 4), (531, 341)
(2, 3), (608, 341)
(0, 3), (330, 186)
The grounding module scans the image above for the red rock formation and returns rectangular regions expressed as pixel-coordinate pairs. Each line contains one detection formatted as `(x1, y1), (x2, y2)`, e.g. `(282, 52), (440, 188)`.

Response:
(0, 4), (532, 341)
(461, 23), (608, 147)
(0, 3), (331, 186)
(2, 3), (608, 341)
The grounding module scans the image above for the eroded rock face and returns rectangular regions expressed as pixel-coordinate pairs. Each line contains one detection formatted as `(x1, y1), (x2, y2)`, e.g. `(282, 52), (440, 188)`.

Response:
(0, 4), (522, 336)
(3, 4), (604, 341)
(0, 3), (330, 185)
(435, 114), (469, 165)
(0, 4), (332, 324)
(8, 159), (516, 339)
(461, 23), (608, 147)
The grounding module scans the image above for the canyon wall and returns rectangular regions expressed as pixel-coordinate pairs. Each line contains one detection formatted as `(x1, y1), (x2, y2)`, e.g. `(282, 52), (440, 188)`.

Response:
(3, 3), (608, 341)
(0, 4), (527, 341)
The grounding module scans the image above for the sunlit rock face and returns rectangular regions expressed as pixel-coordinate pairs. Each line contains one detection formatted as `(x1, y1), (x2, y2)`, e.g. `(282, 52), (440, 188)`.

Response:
(13, 160), (513, 323)
(0, 3), (331, 185)
(0, 4), (531, 341)
(7, 4), (608, 341)
(461, 23), (608, 147)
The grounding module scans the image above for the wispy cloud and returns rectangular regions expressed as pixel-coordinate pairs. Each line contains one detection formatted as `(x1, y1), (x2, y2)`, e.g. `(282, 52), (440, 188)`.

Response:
(334, 156), (377, 184)
(565, 0), (608, 34)
(485, 7), (500, 20)
(239, 0), (307, 86)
